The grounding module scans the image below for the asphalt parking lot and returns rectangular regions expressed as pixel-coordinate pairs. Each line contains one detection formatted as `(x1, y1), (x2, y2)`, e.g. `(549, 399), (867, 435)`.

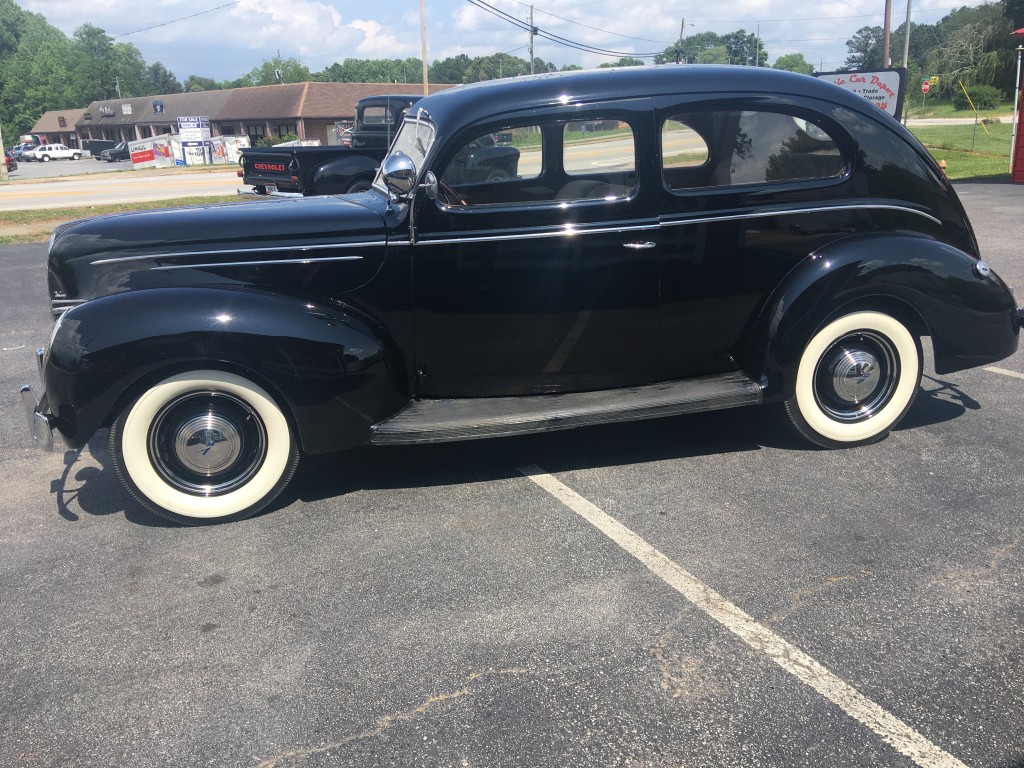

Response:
(1, 182), (1022, 767)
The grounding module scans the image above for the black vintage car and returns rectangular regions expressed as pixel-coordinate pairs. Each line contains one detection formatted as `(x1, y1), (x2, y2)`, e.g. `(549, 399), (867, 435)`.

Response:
(22, 66), (1022, 525)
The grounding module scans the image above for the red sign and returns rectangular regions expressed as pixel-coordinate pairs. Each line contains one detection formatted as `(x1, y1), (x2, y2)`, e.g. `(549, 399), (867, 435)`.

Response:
(131, 149), (155, 164)
(921, 81), (930, 94)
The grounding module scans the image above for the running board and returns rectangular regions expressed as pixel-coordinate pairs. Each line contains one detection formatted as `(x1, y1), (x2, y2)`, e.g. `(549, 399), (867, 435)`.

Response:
(369, 371), (763, 445)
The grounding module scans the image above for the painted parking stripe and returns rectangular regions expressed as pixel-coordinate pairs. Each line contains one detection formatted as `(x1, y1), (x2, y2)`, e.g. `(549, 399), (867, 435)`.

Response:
(518, 465), (969, 768)
(984, 366), (1024, 381)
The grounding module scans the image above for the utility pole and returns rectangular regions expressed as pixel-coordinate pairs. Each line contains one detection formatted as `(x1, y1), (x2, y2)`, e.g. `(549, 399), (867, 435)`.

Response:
(0, 121), (7, 182)
(420, 0), (429, 95)
(677, 18), (685, 63)
(882, 0), (893, 67)
(901, 0), (912, 67)
(115, 76), (121, 98)
(528, 5), (535, 75)
(756, 22), (761, 66)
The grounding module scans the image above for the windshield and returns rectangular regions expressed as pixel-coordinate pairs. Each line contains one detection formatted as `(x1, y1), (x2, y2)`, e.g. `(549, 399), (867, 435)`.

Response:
(373, 111), (436, 192)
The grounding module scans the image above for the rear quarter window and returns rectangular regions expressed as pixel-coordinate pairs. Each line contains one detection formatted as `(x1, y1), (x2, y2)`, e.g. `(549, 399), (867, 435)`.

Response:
(662, 110), (845, 190)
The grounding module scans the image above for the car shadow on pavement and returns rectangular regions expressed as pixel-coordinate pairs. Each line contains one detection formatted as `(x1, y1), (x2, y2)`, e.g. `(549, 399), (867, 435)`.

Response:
(51, 431), (178, 527)
(49, 373), (976, 526)
(292, 373), (976, 507)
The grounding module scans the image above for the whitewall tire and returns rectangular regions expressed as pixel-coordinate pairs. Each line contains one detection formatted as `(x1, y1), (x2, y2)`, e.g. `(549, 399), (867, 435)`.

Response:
(109, 370), (299, 525)
(784, 311), (921, 448)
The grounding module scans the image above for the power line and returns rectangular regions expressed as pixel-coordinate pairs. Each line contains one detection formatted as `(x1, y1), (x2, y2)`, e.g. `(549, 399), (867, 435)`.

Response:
(465, 0), (664, 58)
(112, 0), (241, 39)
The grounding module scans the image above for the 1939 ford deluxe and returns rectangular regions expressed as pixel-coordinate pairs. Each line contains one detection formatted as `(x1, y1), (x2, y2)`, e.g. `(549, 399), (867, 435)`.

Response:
(21, 66), (1022, 525)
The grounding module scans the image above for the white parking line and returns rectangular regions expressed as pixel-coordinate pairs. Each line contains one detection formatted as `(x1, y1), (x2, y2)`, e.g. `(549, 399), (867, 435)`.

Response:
(518, 465), (969, 768)
(984, 366), (1024, 381)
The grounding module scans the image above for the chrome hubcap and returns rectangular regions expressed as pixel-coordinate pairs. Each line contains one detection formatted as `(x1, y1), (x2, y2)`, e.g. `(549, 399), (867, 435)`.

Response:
(828, 348), (880, 404)
(173, 414), (243, 476)
(149, 391), (267, 496)
(814, 331), (899, 422)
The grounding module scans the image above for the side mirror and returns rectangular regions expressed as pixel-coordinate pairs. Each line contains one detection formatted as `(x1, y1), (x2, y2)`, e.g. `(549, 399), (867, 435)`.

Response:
(420, 171), (438, 200)
(382, 151), (417, 197)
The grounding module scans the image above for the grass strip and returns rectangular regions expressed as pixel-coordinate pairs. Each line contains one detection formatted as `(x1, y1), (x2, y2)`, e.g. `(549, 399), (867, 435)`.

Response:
(0, 195), (260, 245)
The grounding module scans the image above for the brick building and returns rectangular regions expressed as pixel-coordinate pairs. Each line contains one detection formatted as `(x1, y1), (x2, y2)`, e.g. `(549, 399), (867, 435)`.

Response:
(59, 81), (455, 148)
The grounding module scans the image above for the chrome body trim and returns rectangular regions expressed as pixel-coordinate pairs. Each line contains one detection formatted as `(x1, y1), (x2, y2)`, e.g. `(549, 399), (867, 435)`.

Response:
(90, 241), (387, 266)
(409, 203), (941, 247)
(153, 255), (365, 271)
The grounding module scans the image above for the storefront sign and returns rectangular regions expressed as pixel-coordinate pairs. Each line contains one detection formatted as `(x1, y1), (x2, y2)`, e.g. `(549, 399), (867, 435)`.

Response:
(815, 68), (907, 120)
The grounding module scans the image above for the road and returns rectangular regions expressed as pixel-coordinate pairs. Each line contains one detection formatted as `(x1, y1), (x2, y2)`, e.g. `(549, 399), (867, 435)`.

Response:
(0, 183), (1022, 767)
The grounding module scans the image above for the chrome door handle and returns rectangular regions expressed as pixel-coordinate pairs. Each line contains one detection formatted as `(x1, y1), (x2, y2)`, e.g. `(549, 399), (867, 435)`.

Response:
(623, 241), (656, 250)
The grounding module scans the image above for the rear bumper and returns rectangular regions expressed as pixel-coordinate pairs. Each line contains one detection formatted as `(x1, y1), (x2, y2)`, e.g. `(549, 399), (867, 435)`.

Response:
(20, 348), (56, 452)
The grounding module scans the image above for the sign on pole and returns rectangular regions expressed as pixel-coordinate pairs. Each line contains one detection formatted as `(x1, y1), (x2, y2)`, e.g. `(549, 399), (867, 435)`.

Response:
(922, 80), (930, 94)
(814, 68), (907, 120)
(176, 116), (212, 165)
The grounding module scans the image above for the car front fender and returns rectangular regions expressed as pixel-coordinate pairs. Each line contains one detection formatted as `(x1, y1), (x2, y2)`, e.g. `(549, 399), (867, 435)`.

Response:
(742, 233), (1019, 401)
(44, 287), (410, 453)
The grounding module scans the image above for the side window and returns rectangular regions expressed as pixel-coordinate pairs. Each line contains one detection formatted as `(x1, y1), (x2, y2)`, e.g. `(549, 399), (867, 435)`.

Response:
(563, 120), (635, 176)
(662, 110), (844, 190)
(439, 117), (636, 207)
(441, 127), (538, 188)
(361, 106), (392, 126)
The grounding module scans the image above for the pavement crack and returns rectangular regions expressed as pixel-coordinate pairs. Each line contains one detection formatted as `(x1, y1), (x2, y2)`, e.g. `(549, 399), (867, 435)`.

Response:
(254, 667), (531, 767)
(768, 573), (867, 623)
(930, 538), (1019, 589)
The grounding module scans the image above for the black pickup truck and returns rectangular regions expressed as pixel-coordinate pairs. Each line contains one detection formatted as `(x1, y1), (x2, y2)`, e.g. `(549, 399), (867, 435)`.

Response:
(237, 94), (418, 196)
(238, 93), (521, 196)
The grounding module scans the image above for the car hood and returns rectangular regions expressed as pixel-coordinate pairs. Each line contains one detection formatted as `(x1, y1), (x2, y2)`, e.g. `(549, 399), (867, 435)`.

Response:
(47, 194), (391, 307)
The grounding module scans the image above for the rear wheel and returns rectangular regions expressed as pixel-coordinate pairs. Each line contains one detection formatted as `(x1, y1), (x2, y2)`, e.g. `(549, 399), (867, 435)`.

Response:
(784, 311), (921, 448)
(109, 370), (299, 525)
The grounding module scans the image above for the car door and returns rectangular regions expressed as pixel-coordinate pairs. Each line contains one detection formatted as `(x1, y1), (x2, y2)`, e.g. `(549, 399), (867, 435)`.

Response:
(411, 100), (663, 398)
(651, 99), (853, 380)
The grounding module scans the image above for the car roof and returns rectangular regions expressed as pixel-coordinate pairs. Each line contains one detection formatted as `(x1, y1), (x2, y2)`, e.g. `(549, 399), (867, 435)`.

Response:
(414, 64), (891, 131)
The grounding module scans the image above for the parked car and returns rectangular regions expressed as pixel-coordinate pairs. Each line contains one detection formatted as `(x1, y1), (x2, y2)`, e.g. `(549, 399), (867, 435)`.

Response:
(11, 143), (37, 162)
(4, 149), (16, 172)
(28, 143), (81, 162)
(21, 66), (1022, 525)
(99, 141), (130, 162)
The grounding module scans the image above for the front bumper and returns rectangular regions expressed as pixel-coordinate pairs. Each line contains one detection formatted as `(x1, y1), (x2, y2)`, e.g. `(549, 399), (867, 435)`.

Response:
(21, 348), (55, 452)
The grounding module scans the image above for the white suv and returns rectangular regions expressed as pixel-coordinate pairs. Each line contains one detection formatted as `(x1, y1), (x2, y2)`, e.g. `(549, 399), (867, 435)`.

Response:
(29, 144), (82, 162)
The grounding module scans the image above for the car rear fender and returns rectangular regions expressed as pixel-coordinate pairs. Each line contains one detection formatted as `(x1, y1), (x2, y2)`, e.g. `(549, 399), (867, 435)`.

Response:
(44, 287), (410, 453)
(310, 153), (381, 195)
(741, 233), (1019, 401)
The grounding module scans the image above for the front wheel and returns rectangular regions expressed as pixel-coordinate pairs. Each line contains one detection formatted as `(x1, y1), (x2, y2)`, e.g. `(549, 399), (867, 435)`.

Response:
(784, 311), (921, 448)
(41, 155), (50, 162)
(345, 178), (372, 194)
(109, 371), (300, 525)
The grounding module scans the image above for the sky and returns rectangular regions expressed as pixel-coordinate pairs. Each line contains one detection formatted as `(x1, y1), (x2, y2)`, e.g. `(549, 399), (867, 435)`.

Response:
(17, 0), (994, 83)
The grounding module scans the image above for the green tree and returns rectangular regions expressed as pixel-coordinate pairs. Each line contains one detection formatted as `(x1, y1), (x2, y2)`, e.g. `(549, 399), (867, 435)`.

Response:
(147, 62), (182, 95)
(0, 14), (76, 136)
(463, 53), (530, 81)
(598, 57), (645, 68)
(70, 23), (116, 102)
(430, 54), (471, 83)
(721, 30), (766, 66)
(844, 26), (885, 70)
(321, 57), (422, 83)
(694, 45), (730, 64)
(108, 42), (149, 97)
(773, 53), (814, 74)
(239, 56), (312, 86)
(184, 75), (221, 92)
